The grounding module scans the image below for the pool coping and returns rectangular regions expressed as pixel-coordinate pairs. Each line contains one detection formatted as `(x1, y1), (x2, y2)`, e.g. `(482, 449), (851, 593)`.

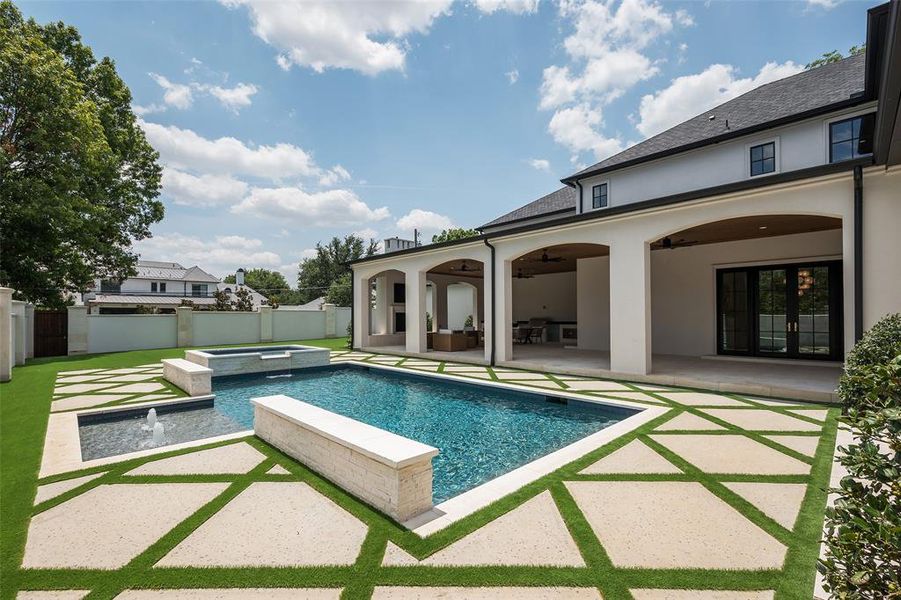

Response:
(41, 360), (662, 536)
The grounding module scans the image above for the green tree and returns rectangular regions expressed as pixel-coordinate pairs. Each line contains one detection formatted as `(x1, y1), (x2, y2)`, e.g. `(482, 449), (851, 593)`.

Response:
(223, 268), (289, 294)
(0, 2), (163, 307)
(233, 288), (254, 312)
(296, 235), (378, 303)
(431, 228), (479, 244)
(806, 44), (866, 70)
(325, 272), (352, 306)
(213, 290), (233, 311)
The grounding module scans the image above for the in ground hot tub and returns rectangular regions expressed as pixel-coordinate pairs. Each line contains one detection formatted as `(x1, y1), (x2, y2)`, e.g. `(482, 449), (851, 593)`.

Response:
(185, 345), (330, 377)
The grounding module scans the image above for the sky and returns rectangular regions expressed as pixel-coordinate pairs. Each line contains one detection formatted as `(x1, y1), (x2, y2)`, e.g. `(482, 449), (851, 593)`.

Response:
(19, 0), (878, 284)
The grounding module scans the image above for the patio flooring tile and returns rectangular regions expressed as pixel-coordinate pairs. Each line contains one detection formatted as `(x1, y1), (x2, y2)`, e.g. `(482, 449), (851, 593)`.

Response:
(371, 588), (602, 600)
(405, 365), (443, 372)
(126, 443), (266, 476)
(495, 372), (555, 380)
(57, 368), (105, 375)
(34, 472), (106, 505)
(558, 380), (634, 392)
(96, 374), (159, 383)
(51, 394), (131, 411)
(266, 464), (290, 475)
(382, 492), (584, 567)
(56, 374), (110, 384)
(699, 409), (822, 432)
(655, 392), (751, 407)
(157, 482), (367, 567)
(104, 368), (156, 375)
(722, 482), (807, 530)
(457, 371), (495, 380)
(566, 481), (786, 569)
(653, 412), (726, 431)
(631, 591), (774, 600)
(763, 435), (821, 457)
(520, 380), (568, 390)
(586, 391), (667, 404)
(650, 435), (811, 475)
(124, 394), (179, 404)
(579, 440), (681, 475)
(17, 592), (91, 600)
(22, 483), (228, 569)
(52, 383), (120, 394)
(442, 366), (490, 372)
(114, 590), (341, 599)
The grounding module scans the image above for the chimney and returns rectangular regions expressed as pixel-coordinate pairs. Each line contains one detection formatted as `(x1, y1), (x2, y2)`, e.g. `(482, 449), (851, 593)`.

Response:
(236, 268), (245, 286)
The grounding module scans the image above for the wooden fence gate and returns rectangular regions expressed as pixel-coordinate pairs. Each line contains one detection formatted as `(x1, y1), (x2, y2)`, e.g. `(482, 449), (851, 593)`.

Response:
(34, 310), (68, 358)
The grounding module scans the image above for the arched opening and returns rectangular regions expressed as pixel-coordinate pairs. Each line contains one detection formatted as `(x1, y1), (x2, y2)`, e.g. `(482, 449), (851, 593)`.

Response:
(365, 269), (407, 348)
(648, 214), (845, 362)
(508, 243), (610, 369)
(425, 258), (485, 357)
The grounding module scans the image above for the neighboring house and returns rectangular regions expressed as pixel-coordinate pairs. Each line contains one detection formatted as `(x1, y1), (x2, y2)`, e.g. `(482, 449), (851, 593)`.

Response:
(280, 296), (327, 310)
(349, 2), (901, 402)
(83, 262), (268, 313)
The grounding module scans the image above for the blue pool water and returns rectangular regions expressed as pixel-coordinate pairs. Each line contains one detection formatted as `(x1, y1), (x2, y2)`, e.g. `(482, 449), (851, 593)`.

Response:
(212, 365), (637, 502)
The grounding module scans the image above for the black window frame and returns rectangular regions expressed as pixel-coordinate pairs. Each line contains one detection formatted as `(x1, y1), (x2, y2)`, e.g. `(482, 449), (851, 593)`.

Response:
(591, 183), (608, 209)
(829, 113), (875, 163)
(159, 282), (166, 293)
(151, 282), (158, 293)
(749, 141), (776, 177)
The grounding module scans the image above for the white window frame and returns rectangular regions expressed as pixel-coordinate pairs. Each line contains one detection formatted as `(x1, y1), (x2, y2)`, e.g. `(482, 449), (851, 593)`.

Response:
(745, 136), (780, 179)
(823, 107), (877, 164)
(588, 180), (610, 211)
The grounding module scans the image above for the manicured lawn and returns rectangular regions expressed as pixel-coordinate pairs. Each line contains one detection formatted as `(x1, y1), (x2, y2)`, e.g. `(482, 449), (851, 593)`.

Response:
(1, 342), (838, 600)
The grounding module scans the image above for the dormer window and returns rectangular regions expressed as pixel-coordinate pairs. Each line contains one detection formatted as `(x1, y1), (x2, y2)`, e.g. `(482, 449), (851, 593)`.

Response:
(829, 114), (874, 163)
(592, 183), (608, 209)
(750, 142), (776, 176)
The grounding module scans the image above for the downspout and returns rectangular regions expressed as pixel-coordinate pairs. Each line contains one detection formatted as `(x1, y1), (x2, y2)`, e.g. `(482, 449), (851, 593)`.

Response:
(575, 182), (583, 215)
(853, 165), (864, 342)
(483, 238), (496, 366)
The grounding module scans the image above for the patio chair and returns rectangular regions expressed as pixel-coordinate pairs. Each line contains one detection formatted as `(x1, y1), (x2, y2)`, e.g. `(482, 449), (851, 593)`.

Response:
(513, 326), (532, 344)
(528, 319), (547, 343)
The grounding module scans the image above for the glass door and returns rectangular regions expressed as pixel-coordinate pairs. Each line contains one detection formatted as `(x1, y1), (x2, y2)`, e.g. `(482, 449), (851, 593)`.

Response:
(716, 261), (842, 360)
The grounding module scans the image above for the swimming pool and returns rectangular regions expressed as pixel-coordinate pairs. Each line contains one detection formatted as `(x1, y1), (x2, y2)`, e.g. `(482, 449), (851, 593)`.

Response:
(213, 365), (637, 502)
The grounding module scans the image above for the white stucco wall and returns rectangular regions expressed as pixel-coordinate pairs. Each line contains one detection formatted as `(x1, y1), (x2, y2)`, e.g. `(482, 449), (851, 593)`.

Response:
(193, 312), (262, 346)
(862, 167), (901, 328)
(272, 310), (326, 341)
(446, 283), (477, 329)
(577, 257), (610, 351)
(512, 272), (577, 322)
(87, 314), (177, 354)
(577, 105), (877, 216)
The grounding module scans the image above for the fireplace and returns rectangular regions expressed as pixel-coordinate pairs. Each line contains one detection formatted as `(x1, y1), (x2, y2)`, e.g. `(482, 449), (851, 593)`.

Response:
(394, 311), (406, 333)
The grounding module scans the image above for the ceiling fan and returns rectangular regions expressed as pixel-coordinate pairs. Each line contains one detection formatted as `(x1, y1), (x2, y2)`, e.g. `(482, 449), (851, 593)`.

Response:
(653, 236), (700, 250)
(528, 248), (566, 263)
(515, 268), (535, 279)
(450, 260), (482, 274)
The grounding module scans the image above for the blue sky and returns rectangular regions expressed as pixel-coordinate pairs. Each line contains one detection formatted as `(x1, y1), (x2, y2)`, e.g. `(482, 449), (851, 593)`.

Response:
(20, 0), (877, 283)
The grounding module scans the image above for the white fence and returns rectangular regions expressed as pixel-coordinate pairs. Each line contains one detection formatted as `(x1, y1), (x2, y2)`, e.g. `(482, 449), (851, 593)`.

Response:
(68, 304), (351, 355)
(0, 289), (34, 381)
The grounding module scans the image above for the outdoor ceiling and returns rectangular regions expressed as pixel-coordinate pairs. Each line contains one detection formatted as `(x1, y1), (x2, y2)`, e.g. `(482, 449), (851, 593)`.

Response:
(428, 259), (486, 278)
(650, 215), (842, 250)
(514, 243), (609, 276)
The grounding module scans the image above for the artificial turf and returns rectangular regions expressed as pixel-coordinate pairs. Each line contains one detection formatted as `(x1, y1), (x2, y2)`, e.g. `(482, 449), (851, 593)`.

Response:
(1, 341), (838, 600)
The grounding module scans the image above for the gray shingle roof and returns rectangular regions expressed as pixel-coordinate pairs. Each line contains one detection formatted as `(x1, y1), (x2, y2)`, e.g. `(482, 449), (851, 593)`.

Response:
(565, 53), (867, 180)
(481, 186), (577, 229)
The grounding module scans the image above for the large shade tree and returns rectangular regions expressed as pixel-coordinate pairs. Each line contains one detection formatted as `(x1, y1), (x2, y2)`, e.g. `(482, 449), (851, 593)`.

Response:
(0, 2), (163, 306)
(296, 235), (378, 304)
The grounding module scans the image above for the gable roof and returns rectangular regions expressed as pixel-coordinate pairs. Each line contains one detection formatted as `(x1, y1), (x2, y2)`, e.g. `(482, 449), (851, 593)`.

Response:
(133, 260), (220, 283)
(563, 53), (867, 183)
(480, 186), (577, 229)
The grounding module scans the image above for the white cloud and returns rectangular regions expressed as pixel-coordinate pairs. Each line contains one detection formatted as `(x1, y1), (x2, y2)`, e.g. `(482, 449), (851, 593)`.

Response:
(132, 103), (166, 116)
(561, 0), (676, 59)
(540, 48), (658, 110)
(318, 165), (352, 187)
(395, 209), (454, 233)
(474, 0), (539, 15)
(506, 68), (520, 84)
(221, 0), (453, 75)
(134, 233), (281, 276)
(149, 73), (194, 109)
(140, 121), (319, 179)
(806, 0), (841, 9)
(548, 104), (624, 160)
(352, 228), (380, 242)
(232, 187), (390, 226)
(161, 168), (249, 207)
(636, 61), (803, 138)
(203, 82), (259, 113)
(527, 158), (551, 171)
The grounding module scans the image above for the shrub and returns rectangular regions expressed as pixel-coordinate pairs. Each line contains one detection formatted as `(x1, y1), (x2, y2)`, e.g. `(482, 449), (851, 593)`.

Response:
(822, 313), (901, 599)
(838, 313), (901, 411)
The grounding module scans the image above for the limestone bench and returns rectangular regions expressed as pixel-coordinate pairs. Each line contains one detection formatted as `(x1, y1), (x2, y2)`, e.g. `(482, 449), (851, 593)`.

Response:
(162, 358), (212, 396)
(252, 394), (438, 522)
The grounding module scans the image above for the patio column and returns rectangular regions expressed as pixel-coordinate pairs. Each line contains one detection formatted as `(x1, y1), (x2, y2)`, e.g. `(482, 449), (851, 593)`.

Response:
(434, 280), (448, 330)
(405, 269), (427, 353)
(373, 275), (389, 335)
(354, 274), (371, 349)
(496, 258), (513, 362)
(609, 237), (652, 374)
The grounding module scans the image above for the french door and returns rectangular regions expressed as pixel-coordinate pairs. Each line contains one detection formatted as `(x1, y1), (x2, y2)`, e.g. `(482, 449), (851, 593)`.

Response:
(716, 261), (842, 360)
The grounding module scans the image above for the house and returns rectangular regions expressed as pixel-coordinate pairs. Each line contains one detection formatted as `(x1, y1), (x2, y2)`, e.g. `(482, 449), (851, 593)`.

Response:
(83, 262), (269, 313)
(350, 2), (901, 402)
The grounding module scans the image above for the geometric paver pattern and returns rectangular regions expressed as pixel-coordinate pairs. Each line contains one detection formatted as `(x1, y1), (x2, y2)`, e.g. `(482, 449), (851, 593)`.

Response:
(12, 348), (837, 599)
(566, 481), (787, 569)
(157, 482), (368, 567)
